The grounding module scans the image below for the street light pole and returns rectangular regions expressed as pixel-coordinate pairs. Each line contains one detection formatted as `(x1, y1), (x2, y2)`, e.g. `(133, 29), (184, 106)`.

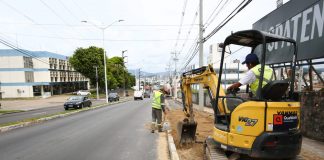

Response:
(94, 65), (99, 100)
(138, 68), (141, 91)
(82, 19), (124, 104)
(102, 29), (109, 103)
(122, 50), (128, 97)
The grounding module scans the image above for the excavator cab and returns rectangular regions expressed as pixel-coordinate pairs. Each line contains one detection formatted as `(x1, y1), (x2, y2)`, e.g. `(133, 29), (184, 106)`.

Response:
(203, 30), (302, 159)
(177, 30), (302, 159)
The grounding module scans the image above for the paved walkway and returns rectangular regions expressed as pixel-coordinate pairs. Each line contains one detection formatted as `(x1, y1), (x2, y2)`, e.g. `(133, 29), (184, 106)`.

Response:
(0, 95), (106, 111)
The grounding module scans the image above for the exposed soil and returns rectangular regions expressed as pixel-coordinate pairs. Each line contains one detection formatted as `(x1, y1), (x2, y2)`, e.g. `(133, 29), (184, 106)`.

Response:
(300, 150), (323, 160)
(166, 108), (214, 160)
(166, 100), (324, 160)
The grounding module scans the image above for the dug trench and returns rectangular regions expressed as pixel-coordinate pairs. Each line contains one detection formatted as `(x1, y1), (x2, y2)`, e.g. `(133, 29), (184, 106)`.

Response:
(166, 99), (324, 160)
(166, 106), (214, 160)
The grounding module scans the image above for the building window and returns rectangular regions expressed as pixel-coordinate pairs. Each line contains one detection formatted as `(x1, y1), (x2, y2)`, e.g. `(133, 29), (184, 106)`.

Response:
(25, 71), (34, 82)
(23, 56), (33, 68)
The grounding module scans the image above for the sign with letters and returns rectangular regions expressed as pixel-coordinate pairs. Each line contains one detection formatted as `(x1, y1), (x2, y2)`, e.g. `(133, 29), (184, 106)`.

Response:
(253, 0), (324, 64)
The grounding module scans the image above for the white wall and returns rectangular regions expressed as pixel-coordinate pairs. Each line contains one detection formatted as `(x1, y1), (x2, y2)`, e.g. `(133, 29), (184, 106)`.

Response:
(33, 58), (49, 69)
(34, 72), (50, 82)
(0, 72), (25, 83)
(0, 56), (23, 68)
(1, 86), (33, 98)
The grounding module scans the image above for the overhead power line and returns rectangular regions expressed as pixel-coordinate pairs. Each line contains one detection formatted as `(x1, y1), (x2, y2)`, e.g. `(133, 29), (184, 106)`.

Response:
(0, 32), (195, 41)
(181, 35), (199, 64)
(180, 0), (251, 71)
(0, 22), (198, 28)
(0, 0), (38, 24)
(179, 6), (199, 54)
(0, 0), (77, 49)
(204, 0), (231, 29)
(204, 0), (252, 42)
(182, 43), (199, 70)
(204, 0), (226, 26)
(57, 0), (80, 22)
(0, 37), (50, 65)
(180, 35), (199, 70)
(39, 0), (70, 26)
(174, 0), (189, 51)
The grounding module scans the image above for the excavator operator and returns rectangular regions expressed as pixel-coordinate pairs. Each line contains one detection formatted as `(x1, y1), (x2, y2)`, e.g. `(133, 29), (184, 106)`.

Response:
(227, 53), (273, 96)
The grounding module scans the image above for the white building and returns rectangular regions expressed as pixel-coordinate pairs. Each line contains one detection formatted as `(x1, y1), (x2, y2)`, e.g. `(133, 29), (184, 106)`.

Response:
(207, 43), (245, 88)
(0, 49), (89, 98)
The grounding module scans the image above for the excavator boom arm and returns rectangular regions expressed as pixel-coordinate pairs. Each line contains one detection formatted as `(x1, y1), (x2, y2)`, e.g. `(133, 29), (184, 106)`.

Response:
(177, 65), (227, 144)
(181, 65), (227, 120)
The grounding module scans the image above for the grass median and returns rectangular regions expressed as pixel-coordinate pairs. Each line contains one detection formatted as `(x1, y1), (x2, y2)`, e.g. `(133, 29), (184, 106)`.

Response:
(0, 110), (25, 115)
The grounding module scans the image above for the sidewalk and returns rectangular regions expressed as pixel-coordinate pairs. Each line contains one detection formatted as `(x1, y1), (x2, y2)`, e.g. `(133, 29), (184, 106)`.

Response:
(0, 95), (106, 111)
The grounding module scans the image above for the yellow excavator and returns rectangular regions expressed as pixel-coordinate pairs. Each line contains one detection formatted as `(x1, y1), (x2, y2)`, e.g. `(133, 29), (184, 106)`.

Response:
(177, 30), (302, 159)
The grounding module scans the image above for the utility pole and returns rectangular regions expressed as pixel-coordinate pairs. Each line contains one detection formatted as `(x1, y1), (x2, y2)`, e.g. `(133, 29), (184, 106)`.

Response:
(171, 52), (179, 99)
(94, 66), (99, 100)
(233, 59), (240, 80)
(198, 0), (204, 110)
(122, 50), (127, 96)
(138, 68), (141, 90)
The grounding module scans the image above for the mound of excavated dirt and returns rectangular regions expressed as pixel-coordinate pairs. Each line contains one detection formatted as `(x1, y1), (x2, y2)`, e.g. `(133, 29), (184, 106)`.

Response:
(166, 108), (214, 160)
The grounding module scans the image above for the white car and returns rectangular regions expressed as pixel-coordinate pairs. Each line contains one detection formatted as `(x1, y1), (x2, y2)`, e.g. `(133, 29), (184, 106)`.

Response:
(76, 90), (91, 96)
(134, 90), (143, 100)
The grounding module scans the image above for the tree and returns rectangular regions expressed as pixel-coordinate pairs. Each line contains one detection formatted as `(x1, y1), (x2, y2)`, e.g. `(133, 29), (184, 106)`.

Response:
(107, 56), (135, 89)
(69, 46), (135, 91)
(69, 46), (105, 88)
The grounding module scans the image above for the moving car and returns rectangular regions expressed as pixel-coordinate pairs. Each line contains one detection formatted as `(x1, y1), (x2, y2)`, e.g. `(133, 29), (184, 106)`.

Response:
(108, 93), (119, 102)
(76, 90), (91, 96)
(134, 90), (143, 100)
(143, 91), (150, 98)
(64, 96), (92, 110)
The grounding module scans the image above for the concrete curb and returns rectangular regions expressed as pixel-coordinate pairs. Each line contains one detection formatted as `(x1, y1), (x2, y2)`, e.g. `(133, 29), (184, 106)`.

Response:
(165, 99), (180, 160)
(0, 98), (132, 133)
(167, 130), (180, 160)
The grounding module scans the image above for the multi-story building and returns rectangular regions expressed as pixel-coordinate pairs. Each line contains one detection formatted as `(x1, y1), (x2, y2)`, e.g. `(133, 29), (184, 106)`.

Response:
(207, 43), (245, 88)
(0, 49), (89, 98)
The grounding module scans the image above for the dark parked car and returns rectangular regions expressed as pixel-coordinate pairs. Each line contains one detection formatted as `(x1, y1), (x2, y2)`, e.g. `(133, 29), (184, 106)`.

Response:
(144, 91), (150, 98)
(64, 96), (92, 110)
(108, 93), (119, 102)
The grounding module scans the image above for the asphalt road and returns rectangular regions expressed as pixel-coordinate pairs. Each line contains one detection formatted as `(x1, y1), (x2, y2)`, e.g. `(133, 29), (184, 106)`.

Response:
(0, 99), (159, 160)
(0, 100), (105, 125)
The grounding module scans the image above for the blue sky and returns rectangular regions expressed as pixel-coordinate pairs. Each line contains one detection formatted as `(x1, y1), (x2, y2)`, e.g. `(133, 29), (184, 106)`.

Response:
(0, 0), (287, 73)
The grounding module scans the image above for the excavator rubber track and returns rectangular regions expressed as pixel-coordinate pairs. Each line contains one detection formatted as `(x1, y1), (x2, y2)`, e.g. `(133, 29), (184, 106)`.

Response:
(204, 136), (228, 160)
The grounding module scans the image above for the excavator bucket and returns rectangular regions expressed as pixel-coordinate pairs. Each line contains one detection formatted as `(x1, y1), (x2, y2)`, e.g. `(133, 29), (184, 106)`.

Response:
(177, 120), (197, 144)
